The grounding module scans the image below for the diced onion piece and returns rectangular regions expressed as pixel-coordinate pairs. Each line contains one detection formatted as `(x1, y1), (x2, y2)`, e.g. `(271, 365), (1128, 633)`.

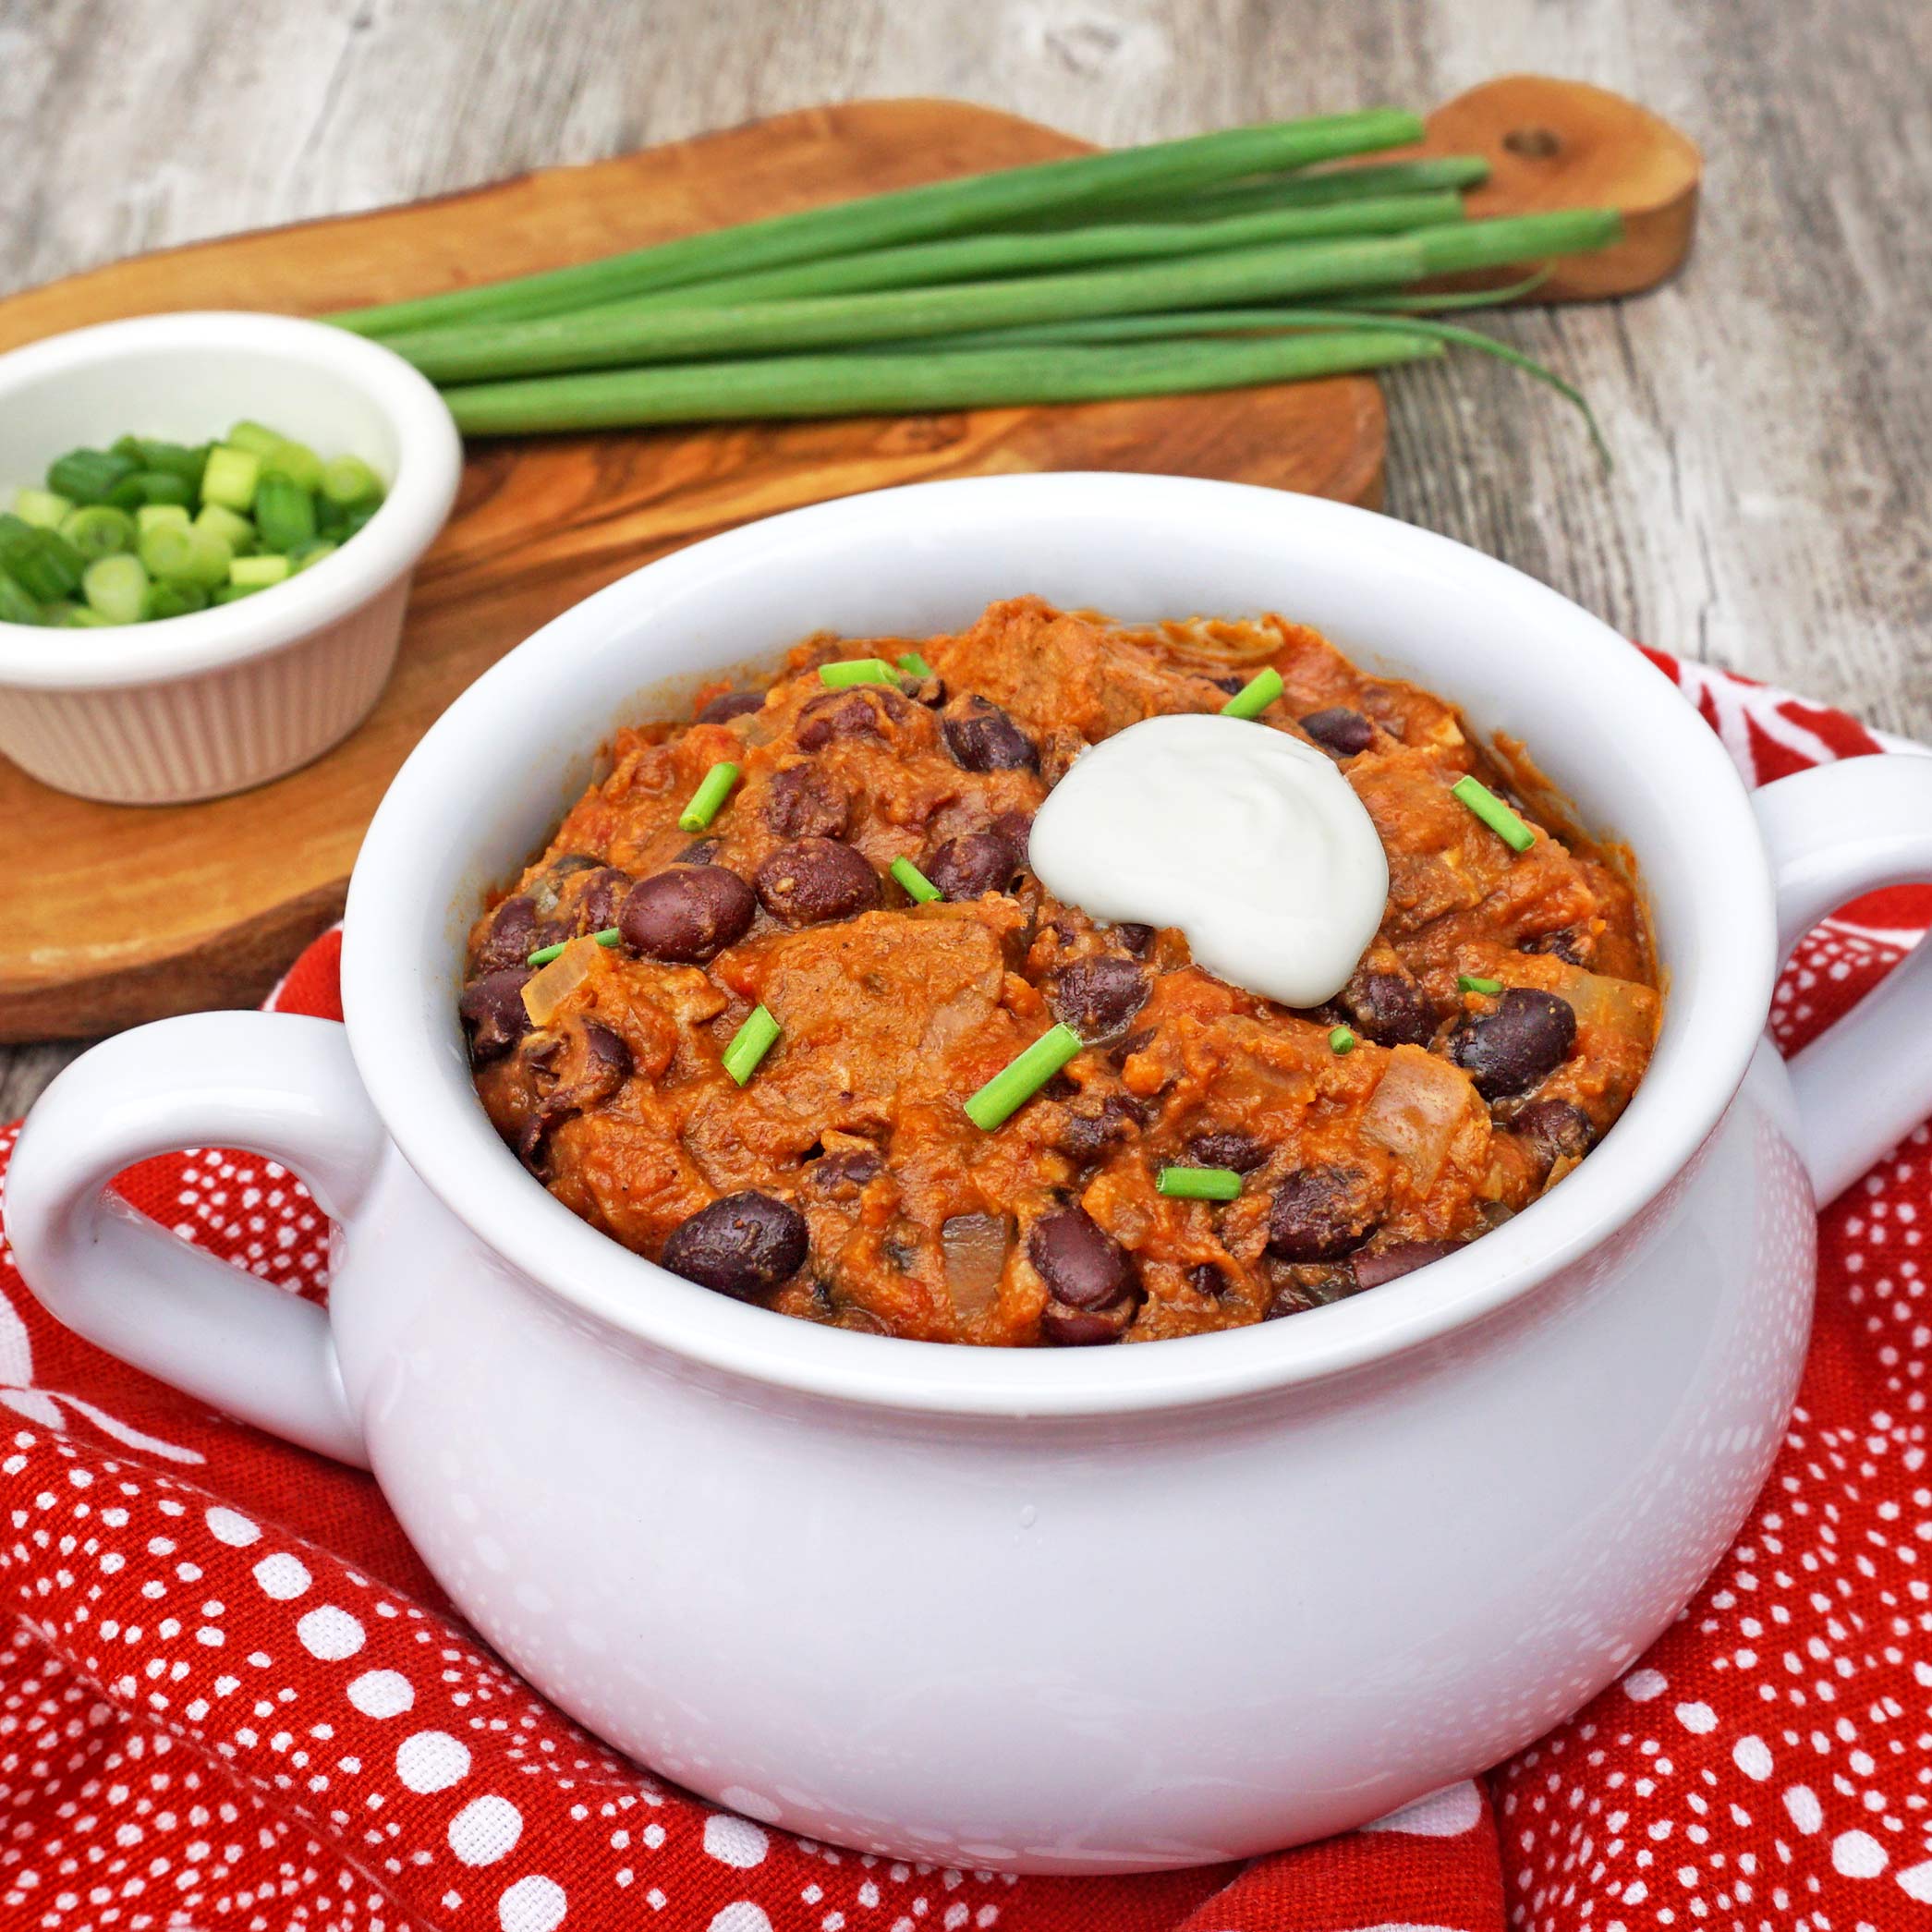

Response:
(942, 1212), (1011, 1316)
(521, 934), (608, 1027)
(1540, 963), (1659, 1047)
(1361, 1045), (1480, 1194)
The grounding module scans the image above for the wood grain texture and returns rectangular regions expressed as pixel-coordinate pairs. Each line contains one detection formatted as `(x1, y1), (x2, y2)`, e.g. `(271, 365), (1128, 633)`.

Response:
(6, 0), (1929, 1107)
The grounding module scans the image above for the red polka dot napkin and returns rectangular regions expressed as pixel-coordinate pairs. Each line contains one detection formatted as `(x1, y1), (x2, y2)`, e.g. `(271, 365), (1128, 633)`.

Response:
(2, 648), (1929, 1932)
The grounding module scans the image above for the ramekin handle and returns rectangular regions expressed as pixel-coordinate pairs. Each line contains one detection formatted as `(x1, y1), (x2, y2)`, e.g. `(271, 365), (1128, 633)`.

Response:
(6, 1012), (378, 1465)
(1753, 753), (1932, 1205)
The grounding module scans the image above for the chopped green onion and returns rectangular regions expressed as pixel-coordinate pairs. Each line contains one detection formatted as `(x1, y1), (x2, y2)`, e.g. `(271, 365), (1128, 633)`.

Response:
(1451, 774), (1535, 853)
(253, 475), (317, 553)
(13, 488), (73, 529)
(128, 469), (193, 507)
(229, 553), (291, 589)
(47, 448), (137, 505)
(722, 1003), (782, 1086)
(819, 657), (905, 689)
(139, 525), (231, 589)
(2, 529), (83, 600)
(290, 539), (339, 573)
(891, 857), (942, 904)
(261, 440), (324, 490)
(144, 580), (210, 620)
(81, 553), (150, 625)
(320, 454), (382, 505)
(225, 419), (290, 457)
(676, 759), (740, 832)
(1457, 974), (1503, 995)
(60, 505), (136, 560)
(194, 504), (256, 555)
(210, 583), (261, 604)
(131, 440), (209, 489)
(200, 445), (261, 512)
(896, 650), (936, 679)
(0, 571), (43, 625)
(60, 605), (115, 627)
(1220, 665), (1283, 720)
(1329, 1025), (1357, 1054)
(527, 929), (622, 968)
(1157, 1165), (1243, 1201)
(965, 1022), (1084, 1131)
(136, 503), (191, 534)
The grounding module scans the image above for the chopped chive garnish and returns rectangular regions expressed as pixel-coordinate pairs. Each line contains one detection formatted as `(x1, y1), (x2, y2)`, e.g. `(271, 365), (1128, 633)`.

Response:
(1451, 774), (1535, 853)
(819, 657), (905, 689)
(526, 929), (621, 968)
(1329, 1025), (1357, 1054)
(1157, 1165), (1243, 1201)
(676, 759), (740, 832)
(891, 856), (942, 904)
(896, 650), (936, 679)
(1457, 974), (1503, 995)
(965, 1022), (1084, 1131)
(722, 1003), (781, 1085)
(1220, 665), (1283, 721)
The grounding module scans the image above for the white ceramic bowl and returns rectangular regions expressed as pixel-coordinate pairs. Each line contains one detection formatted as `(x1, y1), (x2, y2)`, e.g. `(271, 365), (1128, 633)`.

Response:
(0, 310), (460, 803)
(12, 476), (1932, 1871)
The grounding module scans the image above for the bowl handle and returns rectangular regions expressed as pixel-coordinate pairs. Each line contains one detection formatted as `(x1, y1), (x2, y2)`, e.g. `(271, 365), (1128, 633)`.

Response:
(6, 1012), (377, 1465)
(1753, 752), (1932, 1205)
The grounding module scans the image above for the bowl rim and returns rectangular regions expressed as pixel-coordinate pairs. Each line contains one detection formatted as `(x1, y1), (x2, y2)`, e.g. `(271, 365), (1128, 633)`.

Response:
(341, 474), (1780, 1418)
(0, 310), (460, 690)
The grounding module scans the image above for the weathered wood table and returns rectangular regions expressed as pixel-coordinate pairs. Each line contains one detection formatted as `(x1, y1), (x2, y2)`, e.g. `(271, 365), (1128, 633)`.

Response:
(5, 0), (1928, 1112)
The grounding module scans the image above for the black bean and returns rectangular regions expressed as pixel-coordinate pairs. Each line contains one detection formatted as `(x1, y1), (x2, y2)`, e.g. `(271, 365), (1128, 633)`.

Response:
(675, 838), (720, 866)
(1450, 988), (1578, 1099)
(618, 864), (756, 963)
(989, 809), (1034, 857)
(904, 672), (947, 709)
(660, 1191), (809, 1301)
(1113, 922), (1153, 955)
(1352, 1240), (1463, 1290)
(1513, 1097), (1594, 1172)
(1523, 928), (1589, 966)
(519, 1019), (634, 1163)
(1054, 1092), (1145, 1163)
(699, 690), (764, 724)
(804, 1146), (882, 1196)
(1051, 956), (1149, 1041)
(1211, 673), (1247, 697)
(458, 969), (532, 1060)
(1187, 1261), (1228, 1298)
(1267, 1166), (1381, 1261)
(1299, 707), (1375, 758)
(941, 695), (1037, 772)
(755, 837), (881, 925)
(796, 686), (912, 749)
(926, 831), (1018, 901)
(572, 866), (634, 935)
(1039, 1298), (1134, 1345)
(763, 762), (851, 840)
(476, 896), (540, 972)
(1186, 1129), (1268, 1173)
(1339, 965), (1437, 1048)
(1027, 1206), (1134, 1309)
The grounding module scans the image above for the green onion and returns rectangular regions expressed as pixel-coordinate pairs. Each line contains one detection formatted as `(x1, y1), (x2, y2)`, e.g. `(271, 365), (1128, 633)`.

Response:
(290, 540), (339, 573)
(200, 445), (261, 512)
(47, 448), (137, 505)
(125, 469), (194, 508)
(2, 529), (84, 601)
(137, 504), (191, 534)
(225, 419), (289, 457)
(444, 330), (1443, 436)
(965, 1022), (1084, 1131)
(261, 440), (324, 490)
(144, 580), (210, 620)
(896, 650), (936, 679)
(131, 440), (209, 489)
(0, 572), (43, 625)
(61, 605), (115, 627)
(61, 505), (136, 560)
(80, 553), (149, 625)
(385, 211), (1618, 384)
(1457, 974), (1503, 995)
(891, 857), (942, 904)
(527, 928), (622, 968)
(229, 553), (291, 589)
(195, 504), (256, 555)
(676, 759), (740, 832)
(13, 488), (73, 529)
(331, 112), (1431, 336)
(1221, 665), (1283, 720)
(819, 657), (905, 689)
(139, 525), (231, 589)
(253, 476), (317, 553)
(321, 454), (382, 505)
(722, 1003), (782, 1086)
(1451, 774), (1536, 853)
(1157, 1165), (1243, 1201)
(1330, 1026), (1357, 1054)
(1048, 154), (1491, 226)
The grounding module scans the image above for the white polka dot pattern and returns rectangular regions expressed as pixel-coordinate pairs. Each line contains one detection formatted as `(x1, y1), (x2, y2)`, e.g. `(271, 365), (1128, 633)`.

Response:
(0, 665), (1926, 1931)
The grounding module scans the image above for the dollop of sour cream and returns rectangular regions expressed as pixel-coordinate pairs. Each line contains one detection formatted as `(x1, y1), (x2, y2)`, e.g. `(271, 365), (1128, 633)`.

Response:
(1027, 712), (1389, 1009)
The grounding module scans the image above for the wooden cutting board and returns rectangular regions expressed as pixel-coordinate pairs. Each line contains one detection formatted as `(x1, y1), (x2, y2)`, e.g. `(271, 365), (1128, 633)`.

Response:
(0, 79), (1697, 1039)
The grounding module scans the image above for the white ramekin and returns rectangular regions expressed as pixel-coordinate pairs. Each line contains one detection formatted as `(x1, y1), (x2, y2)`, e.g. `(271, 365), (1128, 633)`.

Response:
(0, 311), (460, 804)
